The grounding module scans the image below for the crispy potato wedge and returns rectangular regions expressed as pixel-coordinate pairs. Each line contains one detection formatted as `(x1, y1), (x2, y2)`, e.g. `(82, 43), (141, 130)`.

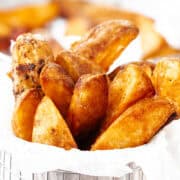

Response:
(32, 96), (77, 150)
(102, 64), (154, 131)
(12, 33), (54, 96)
(153, 57), (180, 116)
(12, 88), (43, 141)
(67, 73), (108, 140)
(40, 62), (74, 117)
(71, 20), (139, 71)
(55, 50), (104, 82)
(91, 97), (175, 150)
(108, 61), (155, 81)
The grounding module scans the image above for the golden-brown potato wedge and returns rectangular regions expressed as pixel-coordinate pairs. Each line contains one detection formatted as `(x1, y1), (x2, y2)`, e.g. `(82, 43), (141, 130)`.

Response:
(71, 20), (139, 71)
(153, 57), (180, 116)
(67, 73), (108, 140)
(108, 61), (155, 81)
(102, 64), (154, 131)
(12, 88), (43, 141)
(91, 97), (175, 150)
(32, 96), (77, 150)
(40, 62), (74, 117)
(12, 33), (54, 96)
(55, 50), (104, 82)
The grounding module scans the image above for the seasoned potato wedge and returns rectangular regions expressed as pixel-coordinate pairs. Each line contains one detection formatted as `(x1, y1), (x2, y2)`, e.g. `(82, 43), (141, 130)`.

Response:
(102, 64), (154, 131)
(67, 73), (108, 140)
(108, 61), (155, 81)
(40, 62), (74, 117)
(71, 20), (139, 71)
(32, 96), (77, 150)
(153, 57), (180, 116)
(12, 88), (43, 141)
(55, 50), (103, 82)
(12, 33), (54, 96)
(91, 97), (175, 150)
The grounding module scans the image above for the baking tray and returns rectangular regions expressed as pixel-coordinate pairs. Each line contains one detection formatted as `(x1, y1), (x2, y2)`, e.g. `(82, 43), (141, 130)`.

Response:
(0, 150), (146, 180)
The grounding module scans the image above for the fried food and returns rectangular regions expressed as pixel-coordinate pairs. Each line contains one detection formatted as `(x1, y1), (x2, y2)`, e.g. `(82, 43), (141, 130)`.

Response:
(102, 64), (154, 131)
(40, 62), (74, 117)
(71, 20), (139, 71)
(55, 50), (104, 82)
(12, 33), (54, 97)
(32, 96), (77, 150)
(67, 73), (108, 140)
(108, 61), (155, 81)
(91, 97), (175, 150)
(0, 3), (59, 30)
(12, 89), (43, 141)
(153, 57), (180, 116)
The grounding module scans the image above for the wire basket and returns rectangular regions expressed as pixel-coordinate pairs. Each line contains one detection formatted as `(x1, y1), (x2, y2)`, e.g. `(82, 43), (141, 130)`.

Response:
(0, 150), (146, 180)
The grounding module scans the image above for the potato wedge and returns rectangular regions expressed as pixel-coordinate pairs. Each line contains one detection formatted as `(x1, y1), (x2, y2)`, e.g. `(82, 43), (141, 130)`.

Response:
(12, 88), (43, 141)
(55, 50), (103, 82)
(108, 61), (155, 81)
(67, 73), (108, 140)
(40, 62), (74, 117)
(102, 64), (154, 131)
(91, 97), (175, 150)
(71, 20), (139, 71)
(153, 57), (180, 116)
(32, 96), (77, 150)
(12, 33), (54, 96)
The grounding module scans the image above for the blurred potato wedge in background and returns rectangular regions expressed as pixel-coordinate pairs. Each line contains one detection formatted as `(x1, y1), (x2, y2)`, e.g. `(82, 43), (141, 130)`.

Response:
(55, 50), (104, 82)
(0, 3), (59, 30)
(67, 73), (108, 142)
(71, 20), (139, 71)
(102, 64), (154, 131)
(91, 97), (175, 150)
(40, 62), (74, 117)
(12, 88), (43, 141)
(153, 57), (180, 116)
(32, 96), (77, 150)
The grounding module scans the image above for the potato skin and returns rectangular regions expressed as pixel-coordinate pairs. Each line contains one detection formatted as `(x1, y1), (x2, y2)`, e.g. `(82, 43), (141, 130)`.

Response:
(67, 73), (108, 139)
(12, 33), (54, 96)
(108, 61), (155, 81)
(91, 97), (175, 150)
(32, 96), (77, 150)
(102, 64), (154, 131)
(12, 88), (43, 141)
(71, 20), (139, 71)
(55, 50), (103, 82)
(153, 57), (180, 116)
(40, 62), (74, 117)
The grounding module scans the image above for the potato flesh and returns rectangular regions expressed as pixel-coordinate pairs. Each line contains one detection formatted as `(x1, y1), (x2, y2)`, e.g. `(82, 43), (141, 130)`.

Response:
(102, 64), (154, 131)
(40, 62), (74, 117)
(71, 20), (139, 71)
(32, 96), (77, 150)
(67, 73), (108, 139)
(91, 97), (175, 150)
(12, 88), (43, 141)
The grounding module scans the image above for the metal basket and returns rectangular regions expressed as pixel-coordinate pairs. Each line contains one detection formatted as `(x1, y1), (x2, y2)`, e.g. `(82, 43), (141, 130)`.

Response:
(0, 151), (145, 180)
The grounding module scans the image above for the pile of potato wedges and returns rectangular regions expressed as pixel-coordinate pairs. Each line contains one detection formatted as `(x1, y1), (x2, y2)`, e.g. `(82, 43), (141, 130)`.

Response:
(11, 20), (179, 150)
